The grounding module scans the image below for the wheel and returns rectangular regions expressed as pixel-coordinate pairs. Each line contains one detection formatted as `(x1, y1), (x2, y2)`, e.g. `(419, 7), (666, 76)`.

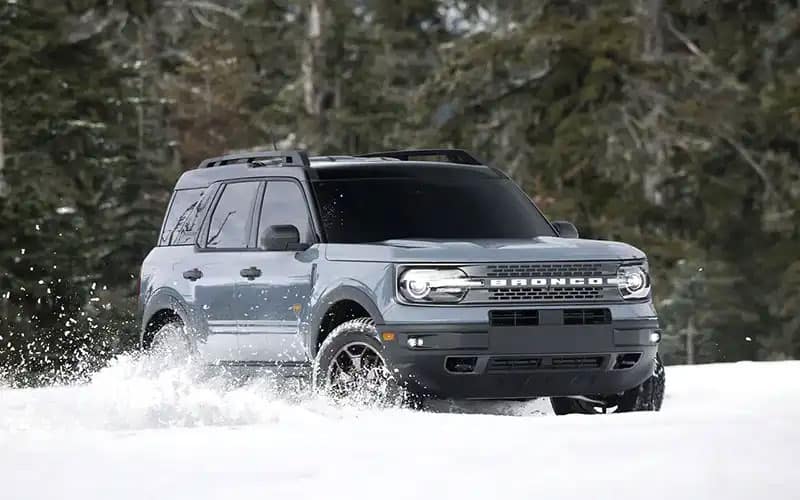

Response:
(550, 354), (666, 415)
(147, 321), (193, 362)
(313, 318), (409, 406)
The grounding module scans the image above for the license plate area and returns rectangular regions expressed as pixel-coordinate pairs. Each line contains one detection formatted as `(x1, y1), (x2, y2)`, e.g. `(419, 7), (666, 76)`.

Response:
(488, 309), (613, 353)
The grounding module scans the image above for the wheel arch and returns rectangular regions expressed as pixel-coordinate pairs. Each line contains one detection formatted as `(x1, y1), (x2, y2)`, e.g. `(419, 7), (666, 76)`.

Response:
(308, 286), (384, 357)
(140, 288), (190, 348)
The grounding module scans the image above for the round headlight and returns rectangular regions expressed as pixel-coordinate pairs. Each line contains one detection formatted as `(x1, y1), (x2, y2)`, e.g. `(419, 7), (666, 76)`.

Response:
(626, 271), (644, 291)
(398, 268), (475, 304)
(405, 278), (431, 300)
(617, 265), (651, 299)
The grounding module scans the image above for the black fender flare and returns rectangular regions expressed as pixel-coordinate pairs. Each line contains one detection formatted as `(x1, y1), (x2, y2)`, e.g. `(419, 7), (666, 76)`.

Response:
(140, 288), (191, 344)
(306, 285), (384, 357)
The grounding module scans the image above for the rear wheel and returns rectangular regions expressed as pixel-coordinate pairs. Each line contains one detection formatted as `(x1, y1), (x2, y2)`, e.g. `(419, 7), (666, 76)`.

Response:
(147, 321), (193, 362)
(550, 354), (665, 415)
(313, 318), (410, 406)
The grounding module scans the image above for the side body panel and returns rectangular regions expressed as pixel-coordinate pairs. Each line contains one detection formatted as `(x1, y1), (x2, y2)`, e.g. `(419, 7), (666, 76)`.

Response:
(140, 247), (240, 361)
(235, 249), (318, 362)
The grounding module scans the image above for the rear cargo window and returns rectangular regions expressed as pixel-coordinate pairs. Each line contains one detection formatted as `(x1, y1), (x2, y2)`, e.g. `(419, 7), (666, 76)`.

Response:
(159, 188), (205, 246)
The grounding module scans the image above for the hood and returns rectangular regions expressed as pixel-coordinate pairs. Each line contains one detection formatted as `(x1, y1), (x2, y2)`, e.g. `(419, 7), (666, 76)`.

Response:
(324, 237), (646, 263)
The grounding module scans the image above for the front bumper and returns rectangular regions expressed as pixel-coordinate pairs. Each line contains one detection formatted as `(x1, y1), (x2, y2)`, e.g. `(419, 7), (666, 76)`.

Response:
(379, 306), (660, 400)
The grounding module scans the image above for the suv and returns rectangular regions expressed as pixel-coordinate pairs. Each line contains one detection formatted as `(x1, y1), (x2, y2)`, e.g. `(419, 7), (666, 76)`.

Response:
(139, 149), (664, 414)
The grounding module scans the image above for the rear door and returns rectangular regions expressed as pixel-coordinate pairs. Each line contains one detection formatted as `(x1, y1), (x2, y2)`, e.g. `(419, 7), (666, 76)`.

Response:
(235, 179), (317, 363)
(191, 180), (262, 362)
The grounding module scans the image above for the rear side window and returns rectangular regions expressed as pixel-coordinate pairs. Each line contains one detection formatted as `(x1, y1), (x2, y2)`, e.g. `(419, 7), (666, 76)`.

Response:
(206, 181), (260, 249)
(159, 189), (204, 246)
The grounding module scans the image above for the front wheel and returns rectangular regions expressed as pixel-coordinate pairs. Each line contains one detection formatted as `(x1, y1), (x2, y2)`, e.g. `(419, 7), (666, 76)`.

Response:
(313, 318), (410, 407)
(550, 354), (665, 415)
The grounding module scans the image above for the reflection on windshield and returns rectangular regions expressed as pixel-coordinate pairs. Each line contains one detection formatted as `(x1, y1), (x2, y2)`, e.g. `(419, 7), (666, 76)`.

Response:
(313, 178), (554, 243)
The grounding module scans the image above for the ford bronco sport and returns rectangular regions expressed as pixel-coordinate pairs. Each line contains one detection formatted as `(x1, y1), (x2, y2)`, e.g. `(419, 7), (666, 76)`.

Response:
(139, 148), (665, 414)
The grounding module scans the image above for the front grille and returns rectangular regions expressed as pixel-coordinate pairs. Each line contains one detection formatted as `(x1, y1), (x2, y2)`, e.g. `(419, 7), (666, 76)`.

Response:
(488, 287), (604, 302)
(551, 356), (605, 369)
(489, 310), (539, 327)
(460, 261), (627, 305)
(486, 355), (606, 373)
(486, 262), (604, 278)
(563, 308), (612, 325)
(487, 356), (542, 373)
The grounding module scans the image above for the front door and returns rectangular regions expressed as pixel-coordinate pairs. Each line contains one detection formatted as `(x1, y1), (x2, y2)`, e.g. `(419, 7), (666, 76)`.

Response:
(235, 180), (317, 363)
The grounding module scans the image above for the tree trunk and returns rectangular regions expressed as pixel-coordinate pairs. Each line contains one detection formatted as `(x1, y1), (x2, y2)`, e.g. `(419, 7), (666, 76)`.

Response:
(686, 316), (696, 365)
(639, 0), (666, 206)
(641, 0), (663, 61)
(136, 22), (146, 159)
(302, 0), (327, 145)
(0, 91), (5, 196)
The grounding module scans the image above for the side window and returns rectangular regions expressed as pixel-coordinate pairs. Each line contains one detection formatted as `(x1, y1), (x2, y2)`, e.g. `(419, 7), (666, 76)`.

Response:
(159, 189), (204, 246)
(257, 181), (314, 243)
(206, 181), (260, 249)
(170, 186), (217, 246)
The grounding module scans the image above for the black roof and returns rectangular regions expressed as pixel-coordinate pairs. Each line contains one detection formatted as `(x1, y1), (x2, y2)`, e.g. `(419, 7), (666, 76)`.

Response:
(311, 161), (503, 181)
(173, 149), (501, 190)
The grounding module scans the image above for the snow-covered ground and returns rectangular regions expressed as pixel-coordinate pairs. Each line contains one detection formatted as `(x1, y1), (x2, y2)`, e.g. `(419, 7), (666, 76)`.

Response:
(1, 357), (798, 500)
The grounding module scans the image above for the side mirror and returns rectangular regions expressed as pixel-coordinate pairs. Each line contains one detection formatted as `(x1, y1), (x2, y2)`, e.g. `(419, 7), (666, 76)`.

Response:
(552, 221), (579, 239)
(260, 224), (306, 251)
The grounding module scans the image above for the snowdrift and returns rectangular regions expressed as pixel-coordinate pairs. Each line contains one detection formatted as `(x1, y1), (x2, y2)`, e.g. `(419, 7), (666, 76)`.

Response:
(1, 357), (797, 500)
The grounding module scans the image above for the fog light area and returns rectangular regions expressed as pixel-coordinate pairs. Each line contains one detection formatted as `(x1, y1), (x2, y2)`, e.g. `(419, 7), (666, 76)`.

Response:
(407, 336), (425, 348)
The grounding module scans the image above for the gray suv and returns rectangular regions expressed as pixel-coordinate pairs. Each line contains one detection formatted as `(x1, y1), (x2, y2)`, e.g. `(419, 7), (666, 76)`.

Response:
(139, 149), (664, 414)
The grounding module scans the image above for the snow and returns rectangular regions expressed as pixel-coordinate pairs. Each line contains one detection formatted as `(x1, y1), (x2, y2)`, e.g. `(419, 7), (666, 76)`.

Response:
(1, 358), (798, 500)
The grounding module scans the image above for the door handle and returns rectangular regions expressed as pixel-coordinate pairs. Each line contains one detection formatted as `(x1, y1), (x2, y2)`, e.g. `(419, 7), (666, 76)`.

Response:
(240, 266), (262, 280)
(182, 268), (203, 281)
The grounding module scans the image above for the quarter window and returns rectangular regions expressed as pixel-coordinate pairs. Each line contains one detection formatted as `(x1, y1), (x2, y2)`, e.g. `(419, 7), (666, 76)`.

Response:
(159, 189), (204, 246)
(170, 187), (216, 246)
(206, 182), (260, 249)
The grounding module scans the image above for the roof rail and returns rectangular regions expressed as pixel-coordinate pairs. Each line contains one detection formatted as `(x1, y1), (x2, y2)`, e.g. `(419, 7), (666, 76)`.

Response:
(197, 150), (310, 169)
(356, 149), (482, 166)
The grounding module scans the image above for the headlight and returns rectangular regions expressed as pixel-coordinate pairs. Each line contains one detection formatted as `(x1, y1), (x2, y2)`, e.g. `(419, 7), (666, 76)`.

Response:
(617, 265), (651, 299)
(398, 268), (482, 304)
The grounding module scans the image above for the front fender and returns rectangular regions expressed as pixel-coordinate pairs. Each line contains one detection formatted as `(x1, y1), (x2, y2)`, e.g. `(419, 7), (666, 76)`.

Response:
(305, 281), (385, 356)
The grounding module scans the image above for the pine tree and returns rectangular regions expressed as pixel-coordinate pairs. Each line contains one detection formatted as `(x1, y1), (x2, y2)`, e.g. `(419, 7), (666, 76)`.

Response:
(0, 1), (158, 381)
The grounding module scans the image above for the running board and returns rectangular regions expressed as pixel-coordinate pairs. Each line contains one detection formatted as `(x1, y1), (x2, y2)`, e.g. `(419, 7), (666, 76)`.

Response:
(213, 360), (311, 368)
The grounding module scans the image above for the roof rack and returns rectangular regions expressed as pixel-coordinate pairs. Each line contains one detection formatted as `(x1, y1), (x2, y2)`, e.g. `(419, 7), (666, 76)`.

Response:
(308, 155), (360, 162)
(356, 149), (482, 166)
(197, 150), (310, 169)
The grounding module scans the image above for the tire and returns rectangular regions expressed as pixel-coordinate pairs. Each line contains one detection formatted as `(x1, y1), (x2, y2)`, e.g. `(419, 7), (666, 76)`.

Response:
(148, 321), (193, 361)
(313, 318), (410, 406)
(550, 354), (666, 415)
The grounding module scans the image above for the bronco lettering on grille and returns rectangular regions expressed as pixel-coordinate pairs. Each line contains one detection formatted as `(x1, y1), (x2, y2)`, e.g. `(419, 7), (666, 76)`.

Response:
(487, 277), (618, 287)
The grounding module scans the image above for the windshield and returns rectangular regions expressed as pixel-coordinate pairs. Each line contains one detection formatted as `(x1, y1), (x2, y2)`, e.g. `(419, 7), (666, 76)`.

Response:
(313, 177), (555, 243)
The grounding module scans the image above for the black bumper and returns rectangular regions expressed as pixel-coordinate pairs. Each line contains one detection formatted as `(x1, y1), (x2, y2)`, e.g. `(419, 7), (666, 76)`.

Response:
(380, 316), (660, 400)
